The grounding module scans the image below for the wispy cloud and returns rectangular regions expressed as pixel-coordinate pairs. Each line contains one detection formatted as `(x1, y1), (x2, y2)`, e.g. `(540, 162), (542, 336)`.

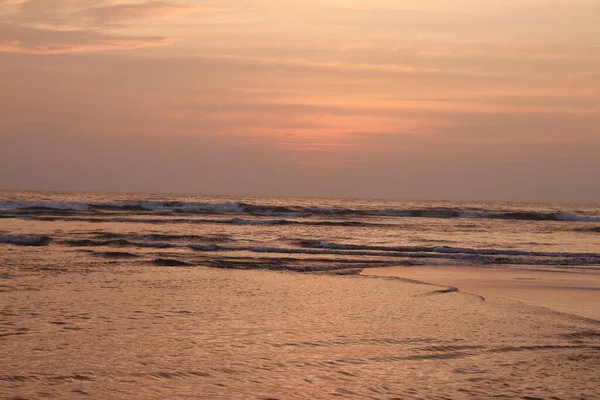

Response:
(200, 53), (511, 79)
(0, 22), (174, 54)
(0, 0), (199, 53)
(76, 1), (195, 28)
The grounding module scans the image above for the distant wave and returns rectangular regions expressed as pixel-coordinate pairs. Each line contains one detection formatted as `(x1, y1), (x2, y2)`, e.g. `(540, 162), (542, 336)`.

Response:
(0, 200), (244, 213)
(0, 215), (384, 228)
(0, 235), (53, 246)
(1, 200), (599, 223)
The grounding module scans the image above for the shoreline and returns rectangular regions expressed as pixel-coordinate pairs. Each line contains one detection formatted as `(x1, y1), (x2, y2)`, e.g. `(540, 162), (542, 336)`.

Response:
(361, 264), (600, 321)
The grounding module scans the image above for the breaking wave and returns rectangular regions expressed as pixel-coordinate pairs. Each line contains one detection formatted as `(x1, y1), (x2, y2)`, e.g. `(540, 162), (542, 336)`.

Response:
(1, 200), (598, 222)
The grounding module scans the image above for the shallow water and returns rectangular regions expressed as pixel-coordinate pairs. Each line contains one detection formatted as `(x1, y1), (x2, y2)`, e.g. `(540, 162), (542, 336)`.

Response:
(364, 265), (600, 320)
(1, 191), (600, 398)
(2, 248), (600, 399)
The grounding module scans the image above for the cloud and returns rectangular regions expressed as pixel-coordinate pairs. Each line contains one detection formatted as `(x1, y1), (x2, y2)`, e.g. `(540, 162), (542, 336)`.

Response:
(0, 22), (173, 54)
(0, 0), (196, 54)
(199, 53), (516, 79)
(76, 1), (194, 28)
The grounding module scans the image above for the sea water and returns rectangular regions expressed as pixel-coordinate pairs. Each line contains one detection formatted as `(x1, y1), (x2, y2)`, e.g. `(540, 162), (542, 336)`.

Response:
(1, 191), (599, 399)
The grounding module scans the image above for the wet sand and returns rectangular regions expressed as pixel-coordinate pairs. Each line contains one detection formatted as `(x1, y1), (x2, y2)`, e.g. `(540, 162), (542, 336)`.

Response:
(362, 265), (600, 320)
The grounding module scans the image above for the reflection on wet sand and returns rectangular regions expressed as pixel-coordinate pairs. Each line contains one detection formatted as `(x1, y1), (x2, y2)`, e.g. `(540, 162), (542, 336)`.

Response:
(363, 265), (600, 320)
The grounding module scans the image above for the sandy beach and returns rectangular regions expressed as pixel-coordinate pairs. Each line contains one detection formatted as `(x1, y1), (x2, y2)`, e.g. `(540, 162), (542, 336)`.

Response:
(362, 265), (600, 320)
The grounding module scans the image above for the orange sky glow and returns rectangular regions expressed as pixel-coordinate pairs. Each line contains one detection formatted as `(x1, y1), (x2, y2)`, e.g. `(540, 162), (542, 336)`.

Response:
(1, 0), (599, 202)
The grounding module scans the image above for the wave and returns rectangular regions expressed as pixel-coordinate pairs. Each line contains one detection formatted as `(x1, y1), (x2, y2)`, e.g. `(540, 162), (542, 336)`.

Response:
(91, 232), (232, 243)
(1, 200), (598, 223)
(0, 200), (245, 214)
(47, 230), (600, 266)
(152, 258), (191, 267)
(300, 241), (600, 260)
(189, 244), (220, 251)
(28, 232), (600, 266)
(63, 238), (183, 249)
(300, 241), (435, 252)
(0, 200), (89, 211)
(578, 227), (600, 233)
(98, 251), (140, 259)
(63, 238), (221, 252)
(241, 245), (600, 266)
(228, 218), (290, 225)
(554, 213), (600, 222)
(0, 235), (53, 246)
(227, 218), (374, 227)
(63, 239), (143, 248)
(1, 215), (384, 228)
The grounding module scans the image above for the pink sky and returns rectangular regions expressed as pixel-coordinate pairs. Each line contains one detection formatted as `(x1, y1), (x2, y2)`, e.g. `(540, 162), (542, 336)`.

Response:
(1, 0), (599, 202)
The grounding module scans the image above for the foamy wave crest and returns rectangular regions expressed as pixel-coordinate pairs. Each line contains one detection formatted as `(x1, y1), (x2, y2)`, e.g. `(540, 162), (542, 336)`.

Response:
(553, 213), (600, 222)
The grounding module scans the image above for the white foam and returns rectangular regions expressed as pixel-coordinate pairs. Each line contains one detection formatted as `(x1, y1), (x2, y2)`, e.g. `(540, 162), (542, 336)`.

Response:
(553, 212), (600, 222)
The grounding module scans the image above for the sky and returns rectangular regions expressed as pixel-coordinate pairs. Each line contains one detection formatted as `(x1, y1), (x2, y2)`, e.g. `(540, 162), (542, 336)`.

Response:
(0, 0), (599, 203)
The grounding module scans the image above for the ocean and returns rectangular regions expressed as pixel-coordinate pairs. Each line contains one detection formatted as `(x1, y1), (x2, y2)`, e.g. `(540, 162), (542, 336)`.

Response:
(1, 190), (599, 399)
(1, 191), (599, 269)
